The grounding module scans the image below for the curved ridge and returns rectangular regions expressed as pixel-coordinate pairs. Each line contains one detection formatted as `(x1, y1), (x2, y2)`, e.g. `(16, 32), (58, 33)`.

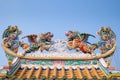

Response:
(1, 44), (116, 60)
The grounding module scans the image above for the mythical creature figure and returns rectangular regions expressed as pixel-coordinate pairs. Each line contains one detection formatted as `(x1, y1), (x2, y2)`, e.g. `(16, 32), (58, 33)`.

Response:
(97, 27), (116, 53)
(39, 32), (54, 42)
(20, 41), (41, 55)
(22, 34), (38, 44)
(21, 32), (54, 54)
(65, 31), (95, 44)
(65, 31), (96, 54)
(39, 32), (54, 52)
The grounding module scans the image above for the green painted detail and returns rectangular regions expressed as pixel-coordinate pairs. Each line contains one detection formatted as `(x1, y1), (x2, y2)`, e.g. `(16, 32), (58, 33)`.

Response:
(92, 60), (98, 64)
(33, 60), (52, 65)
(21, 59), (26, 64)
(64, 60), (91, 66)
(6, 54), (14, 60)
(21, 59), (52, 66)
(20, 59), (98, 66)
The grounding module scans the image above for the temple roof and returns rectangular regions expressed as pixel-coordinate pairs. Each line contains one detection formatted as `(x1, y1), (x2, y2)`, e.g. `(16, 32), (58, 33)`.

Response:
(14, 65), (105, 79)
(1, 26), (120, 79)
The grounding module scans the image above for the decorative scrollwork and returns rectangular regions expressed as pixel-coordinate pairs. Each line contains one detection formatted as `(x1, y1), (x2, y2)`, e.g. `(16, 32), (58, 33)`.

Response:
(2, 26), (22, 60)
(97, 27), (116, 54)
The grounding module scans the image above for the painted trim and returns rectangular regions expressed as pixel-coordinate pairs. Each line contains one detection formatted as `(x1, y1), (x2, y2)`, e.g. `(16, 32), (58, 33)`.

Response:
(1, 44), (116, 60)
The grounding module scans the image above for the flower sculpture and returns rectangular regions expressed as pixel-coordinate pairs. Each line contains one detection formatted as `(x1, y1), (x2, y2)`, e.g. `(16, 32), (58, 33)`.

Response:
(2, 26), (22, 60)
(97, 27), (116, 54)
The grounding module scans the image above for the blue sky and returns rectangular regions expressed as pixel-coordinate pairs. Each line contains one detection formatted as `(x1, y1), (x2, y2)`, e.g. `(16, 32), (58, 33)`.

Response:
(0, 0), (120, 70)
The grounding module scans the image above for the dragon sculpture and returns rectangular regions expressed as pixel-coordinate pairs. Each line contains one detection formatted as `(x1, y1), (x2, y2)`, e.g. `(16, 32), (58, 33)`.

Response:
(21, 32), (54, 54)
(65, 31), (97, 54)
(2, 26), (116, 65)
